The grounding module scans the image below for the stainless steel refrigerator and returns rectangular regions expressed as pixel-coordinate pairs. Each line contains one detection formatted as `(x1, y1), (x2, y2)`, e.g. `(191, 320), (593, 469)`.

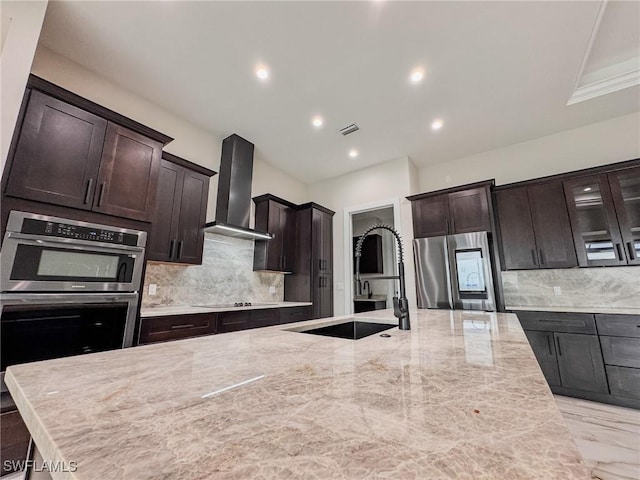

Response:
(413, 231), (497, 311)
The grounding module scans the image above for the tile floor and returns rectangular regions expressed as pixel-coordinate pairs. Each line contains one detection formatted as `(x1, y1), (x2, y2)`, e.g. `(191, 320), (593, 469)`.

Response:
(555, 395), (640, 480)
(4, 396), (638, 480)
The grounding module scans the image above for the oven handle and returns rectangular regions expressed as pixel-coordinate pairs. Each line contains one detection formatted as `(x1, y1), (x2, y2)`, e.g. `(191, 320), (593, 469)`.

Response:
(4, 232), (145, 253)
(0, 292), (138, 305)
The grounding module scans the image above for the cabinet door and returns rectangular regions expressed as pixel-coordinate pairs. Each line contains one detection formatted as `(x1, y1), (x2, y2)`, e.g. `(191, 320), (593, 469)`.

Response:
(174, 169), (209, 264)
(147, 160), (183, 262)
(448, 187), (491, 234)
(411, 195), (450, 238)
(523, 330), (561, 386)
(608, 166), (640, 265)
(528, 182), (577, 268)
(281, 204), (296, 272)
(495, 187), (538, 269)
(555, 333), (608, 393)
(93, 123), (162, 221)
(5, 90), (106, 209)
(269, 202), (286, 270)
(564, 174), (626, 266)
(314, 273), (333, 319)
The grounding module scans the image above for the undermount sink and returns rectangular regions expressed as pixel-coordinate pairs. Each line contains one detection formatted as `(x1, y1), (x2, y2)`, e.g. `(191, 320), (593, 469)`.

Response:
(298, 320), (395, 340)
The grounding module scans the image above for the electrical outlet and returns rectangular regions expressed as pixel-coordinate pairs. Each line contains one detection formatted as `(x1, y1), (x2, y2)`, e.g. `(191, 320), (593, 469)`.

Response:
(553, 286), (562, 296)
(148, 284), (157, 296)
(336, 282), (344, 291)
(269, 285), (276, 294)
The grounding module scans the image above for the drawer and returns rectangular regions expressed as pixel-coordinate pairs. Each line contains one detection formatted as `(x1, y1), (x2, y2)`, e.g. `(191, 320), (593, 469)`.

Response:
(250, 308), (280, 329)
(600, 336), (640, 368)
(516, 311), (596, 334)
(280, 306), (312, 324)
(596, 314), (640, 338)
(217, 311), (251, 333)
(606, 365), (640, 400)
(139, 313), (216, 344)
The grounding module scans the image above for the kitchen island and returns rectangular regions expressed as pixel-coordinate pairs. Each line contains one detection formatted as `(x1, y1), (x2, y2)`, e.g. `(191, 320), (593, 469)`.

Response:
(5, 309), (589, 479)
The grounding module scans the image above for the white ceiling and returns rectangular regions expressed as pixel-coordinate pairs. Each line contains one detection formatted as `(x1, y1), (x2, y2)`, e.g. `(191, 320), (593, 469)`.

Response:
(38, 1), (640, 184)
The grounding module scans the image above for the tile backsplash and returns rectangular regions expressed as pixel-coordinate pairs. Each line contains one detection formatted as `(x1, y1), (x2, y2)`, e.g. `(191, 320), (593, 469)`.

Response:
(502, 267), (640, 310)
(141, 233), (284, 308)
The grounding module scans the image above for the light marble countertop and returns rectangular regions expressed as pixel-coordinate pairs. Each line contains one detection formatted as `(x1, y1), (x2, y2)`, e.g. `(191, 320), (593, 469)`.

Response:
(506, 305), (639, 315)
(6, 309), (589, 480)
(353, 294), (387, 302)
(140, 301), (313, 317)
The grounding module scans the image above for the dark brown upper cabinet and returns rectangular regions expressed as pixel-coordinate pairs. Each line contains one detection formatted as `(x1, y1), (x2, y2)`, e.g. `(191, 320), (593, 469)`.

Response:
(253, 194), (296, 272)
(91, 123), (162, 221)
(3, 76), (172, 223)
(147, 153), (215, 265)
(495, 182), (577, 270)
(564, 166), (639, 266)
(5, 90), (108, 210)
(407, 181), (493, 238)
(285, 203), (335, 320)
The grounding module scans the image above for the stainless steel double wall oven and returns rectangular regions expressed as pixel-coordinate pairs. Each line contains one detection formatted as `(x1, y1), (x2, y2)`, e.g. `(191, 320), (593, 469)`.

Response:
(0, 211), (146, 389)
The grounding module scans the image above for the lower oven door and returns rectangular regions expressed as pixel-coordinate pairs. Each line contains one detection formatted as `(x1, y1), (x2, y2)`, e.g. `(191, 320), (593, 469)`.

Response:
(0, 292), (138, 391)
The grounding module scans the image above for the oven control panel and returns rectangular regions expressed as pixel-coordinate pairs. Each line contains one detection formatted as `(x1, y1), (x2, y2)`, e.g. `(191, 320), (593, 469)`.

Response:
(21, 219), (139, 246)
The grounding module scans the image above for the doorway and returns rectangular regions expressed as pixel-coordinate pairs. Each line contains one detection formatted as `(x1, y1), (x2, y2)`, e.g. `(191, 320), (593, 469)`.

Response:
(343, 199), (402, 315)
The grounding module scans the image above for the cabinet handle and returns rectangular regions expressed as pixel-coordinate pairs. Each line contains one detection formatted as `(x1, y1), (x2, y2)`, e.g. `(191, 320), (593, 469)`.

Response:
(282, 255), (286, 271)
(615, 243), (624, 261)
(531, 249), (538, 266)
(446, 218), (450, 233)
(97, 182), (106, 207)
(451, 217), (455, 233)
(170, 324), (195, 330)
(169, 239), (176, 259)
(555, 336), (562, 356)
(319, 259), (322, 271)
(84, 178), (94, 204)
(538, 249), (545, 265)
(177, 240), (184, 260)
(547, 334), (553, 355)
(627, 242), (637, 261)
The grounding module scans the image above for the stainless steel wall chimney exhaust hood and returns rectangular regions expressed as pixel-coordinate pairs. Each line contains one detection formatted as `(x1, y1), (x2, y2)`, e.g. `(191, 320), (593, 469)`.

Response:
(204, 134), (273, 241)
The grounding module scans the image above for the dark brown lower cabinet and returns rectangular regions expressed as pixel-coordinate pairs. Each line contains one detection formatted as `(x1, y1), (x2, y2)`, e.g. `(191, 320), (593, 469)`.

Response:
(139, 306), (312, 343)
(354, 300), (387, 314)
(138, 312), (217, 344)
(1, 408), (30, 477)
(518, 311), (640, 409)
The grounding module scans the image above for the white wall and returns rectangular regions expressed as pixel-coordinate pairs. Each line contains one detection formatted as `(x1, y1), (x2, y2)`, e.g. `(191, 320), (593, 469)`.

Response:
(29, 46), (309, 221)
(417, 112), (640, 192)
(0, 1), (48, 175)
(308, 156), (417, 316)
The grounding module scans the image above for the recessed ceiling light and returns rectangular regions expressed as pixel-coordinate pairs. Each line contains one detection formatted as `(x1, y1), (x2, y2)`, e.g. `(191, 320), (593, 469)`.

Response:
(312, 116), (324, 128)
(349, 149), (358, 158)
(410, 68), (425, 84)
(255, 65), (269, 80)
(583, 187), (592, 192)
(431, 119), (443, 130)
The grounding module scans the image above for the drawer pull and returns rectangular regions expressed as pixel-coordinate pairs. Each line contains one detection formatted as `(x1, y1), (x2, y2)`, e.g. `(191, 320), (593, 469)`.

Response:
(547, 335), (553, 356)
(555, 336), (562, 356)
(627, 242), (637, 261)
(170, 323), (196, 330)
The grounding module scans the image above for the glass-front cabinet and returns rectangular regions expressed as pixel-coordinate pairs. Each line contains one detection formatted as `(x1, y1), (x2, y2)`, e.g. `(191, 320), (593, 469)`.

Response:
(564, 166), (640, 266)
(609, 166), (640, 265)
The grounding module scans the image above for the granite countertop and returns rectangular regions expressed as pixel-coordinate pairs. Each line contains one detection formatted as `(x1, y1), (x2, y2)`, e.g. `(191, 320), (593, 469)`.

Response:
(506, 305), (639, 315)
(140, 301), (313, 317)
(353, 294), (387, 302)
(6, 309), (589, 480)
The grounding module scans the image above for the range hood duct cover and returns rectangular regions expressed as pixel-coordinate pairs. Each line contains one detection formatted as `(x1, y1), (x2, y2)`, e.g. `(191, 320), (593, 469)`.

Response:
(204, 134), (273, 241)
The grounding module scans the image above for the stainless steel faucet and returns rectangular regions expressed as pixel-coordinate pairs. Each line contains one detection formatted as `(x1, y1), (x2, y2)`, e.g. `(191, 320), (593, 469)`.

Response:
(362, 281), (372, 299)
(355, 224), (410, 330)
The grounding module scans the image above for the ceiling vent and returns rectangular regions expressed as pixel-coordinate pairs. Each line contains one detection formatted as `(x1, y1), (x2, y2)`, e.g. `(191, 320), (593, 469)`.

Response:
(338, 123), (359, 136)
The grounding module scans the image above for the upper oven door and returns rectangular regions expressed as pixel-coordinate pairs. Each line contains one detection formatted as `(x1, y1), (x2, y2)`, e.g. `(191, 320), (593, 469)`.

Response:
(1, 233), (145, 292)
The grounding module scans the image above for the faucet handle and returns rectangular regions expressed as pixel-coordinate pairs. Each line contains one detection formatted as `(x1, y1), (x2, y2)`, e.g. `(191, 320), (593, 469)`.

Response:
(392, 296), (401, 318)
